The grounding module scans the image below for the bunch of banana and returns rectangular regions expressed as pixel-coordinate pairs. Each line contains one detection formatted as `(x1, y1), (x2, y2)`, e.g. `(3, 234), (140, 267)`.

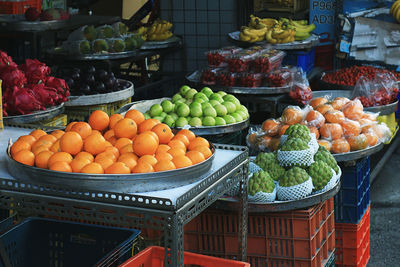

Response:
(249, 14), (278, 29)
(134, 26), (148, 41)
(265, 24), (296, 44)
(145, 19), (174, 41)
(390, 0), (400, 23)
(278, 18), (316, 41)
(239, 26), (268, 43)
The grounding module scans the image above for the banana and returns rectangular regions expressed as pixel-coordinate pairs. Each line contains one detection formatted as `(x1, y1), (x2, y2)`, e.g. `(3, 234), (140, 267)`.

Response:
(393, 3), (400, 22)
(272, 29), (292, 39)
(239, 32), (251, 42)
(147, 25), (157, 35)
(243, 27), (267, 37)
(291, 21), (316, 32)
(259, 18), (278, 27)
(390, 1), (400, 15)
(293, 19), (308, 25)
(256, 35), (265, 42)
(265, 29), (278, 44)
(295, 31), (311, 41)
(253, 20), (268, 29)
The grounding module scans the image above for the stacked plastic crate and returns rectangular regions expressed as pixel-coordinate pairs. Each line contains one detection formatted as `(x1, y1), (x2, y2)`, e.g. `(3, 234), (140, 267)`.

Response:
(335, 157), (371, 266)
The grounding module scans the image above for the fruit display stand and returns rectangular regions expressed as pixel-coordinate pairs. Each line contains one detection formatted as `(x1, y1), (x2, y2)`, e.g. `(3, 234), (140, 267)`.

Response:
(3, 103), (65, 125)
(0, 126), (249, 267)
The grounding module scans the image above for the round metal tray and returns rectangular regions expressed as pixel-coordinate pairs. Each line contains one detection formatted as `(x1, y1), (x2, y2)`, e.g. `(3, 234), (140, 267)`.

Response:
(118, 98), (250, 135)
(228, 31), (320, 50)
(65, 80), (134, 107)
(46, 47), (138, 61)
(140, 36), (182, 50)
(3, 103), (64, 124)
(333, 143), (383, 162)
(312, 90), (399, 115)
(6, 142), (216, 193)
(0, 14), (70, 31)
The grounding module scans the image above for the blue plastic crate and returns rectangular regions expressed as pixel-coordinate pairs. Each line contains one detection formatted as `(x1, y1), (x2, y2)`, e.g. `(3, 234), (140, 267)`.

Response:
(282, 48), (315, 73)
(334, 157), (371, 224)
(0, 218), (140, 267)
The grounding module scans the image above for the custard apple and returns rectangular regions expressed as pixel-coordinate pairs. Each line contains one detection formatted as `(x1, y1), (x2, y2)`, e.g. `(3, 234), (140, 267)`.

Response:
(280, 167), (309, 187)
(255, 152), (285, 181)
(281, 138), (309, 151)
(249, 170), (275, 195)
(285, 124), (311, 142)
(308, 161), (333, 191)
(314, 148), (339, 173)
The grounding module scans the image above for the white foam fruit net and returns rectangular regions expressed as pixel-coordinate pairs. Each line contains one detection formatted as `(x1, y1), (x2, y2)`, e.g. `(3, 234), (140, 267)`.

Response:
(248, 186), (276, 203)
(335, 166), (342, 183)
(277, 148), (314, 167)
(312, 168), (338, 195)
(225, 161), (262, 197)
(277, 176), (314, 201)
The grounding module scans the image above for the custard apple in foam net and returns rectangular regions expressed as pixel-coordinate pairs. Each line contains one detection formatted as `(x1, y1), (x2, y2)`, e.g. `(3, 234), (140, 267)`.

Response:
(314, 147), (339, 173)
(308, 161), (332, 191)
(281, 138), (309, 151)
(280, 167), (309, 187)
(285, 124), (311, 143)
(249, 170), (275, 195)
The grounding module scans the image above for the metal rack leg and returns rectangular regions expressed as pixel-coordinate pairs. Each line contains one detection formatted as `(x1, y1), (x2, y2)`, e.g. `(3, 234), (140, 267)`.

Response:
(164, 214), (184, 266)
(238, 162), (248, 262)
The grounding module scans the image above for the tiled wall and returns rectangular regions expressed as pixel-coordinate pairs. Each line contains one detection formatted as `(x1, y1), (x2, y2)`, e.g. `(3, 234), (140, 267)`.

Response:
(160, 0), (238, 74)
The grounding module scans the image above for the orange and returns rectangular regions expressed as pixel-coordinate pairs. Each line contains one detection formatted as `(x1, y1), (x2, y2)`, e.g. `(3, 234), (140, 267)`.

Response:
(70, 158), (91, 173)
(310, 97), (328, 109)
(172, 134), (189, 148)
(331, 97), (350, 110)
(152, 123), (173, 144)
(119, 152), (138, 161)
(325, 110), (345, 124)
(32, 145), (51, 156)
(75, 151), (94, 162)
(95, 152), (117, 162)
(153, 160), (176, 172)
(59, 131), (83, 156)
(268, 137), (281, 151)
(104, 129), (115, 140)
(65, 121), (78, 132)
(108, 136), (118, 146)
(172, 155), (192, 169)
(29, 129), (47, 140)
(95, 156), (115, 170)
(35, 150), (54, 169)
(17, 135), (37, 146)
(117, 154), (137, 171)
(137, 155), (158, 166)
(37, 134), (57, 145)
(84, 134), (107, 155)
(80, 162), (104, 174)
(91, 130), (102, 136)
(50, 130), (65, 139)
(362, 112), (377, 121)
(365, 132), (378, 146)
(114, 138), (133, 152)
(188, 137), (209, 151)
(156, 144), (171, 153)
(307, 126), (320, 139)
(142, 130), (159, 143)
(168, 139), (186, 152)
(317, 139), (332, 152)
(114, 118), (137, 139)
(278, 124), (290, 136)
(71, 122), (92, 139)
(177, 129), (195, 142)
(260, 136), (272, 148)
(125, 109), (145, 125)
(104, 146), (120, 159)
(342, 100), (363, 121)
(340, 120), (361, 137)
(167, 147), (185, 158)
(11, 140), (31, 158)
(49, 161), (72, 172)
(261, 119), (280, 136)
(281, 107), (303, 125)
(13, 150), (35, 166)
(347, 134), (368, 151)
(31, 138), (53, 152)
(119, 144), (134, 154)
(105, 162), (131, 174)
(132, 161), (154, 173)
(192, 146), (212, 159)
(138, 119), (160, 134)
(109, 114), (124, 129)
(320, 123), (343, 140)
(155, 151), (173, 162)
(133, 132), (159, 156)
(315, 104), (334, 115)
(48, 152), (73, 167)
(88, 110), (110, 131)
(305, 110), (325, 128)
(331, 139), (350, 154)
(186, 150), (205, 165)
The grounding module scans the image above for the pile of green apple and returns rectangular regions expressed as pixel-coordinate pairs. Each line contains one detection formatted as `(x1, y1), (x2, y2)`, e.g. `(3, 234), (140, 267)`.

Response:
(144, 85), (250, 127)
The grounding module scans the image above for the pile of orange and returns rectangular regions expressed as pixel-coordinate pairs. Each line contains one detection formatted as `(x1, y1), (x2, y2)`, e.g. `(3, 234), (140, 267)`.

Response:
(249, 96), (389, 154)
(10, 109), (212, 174)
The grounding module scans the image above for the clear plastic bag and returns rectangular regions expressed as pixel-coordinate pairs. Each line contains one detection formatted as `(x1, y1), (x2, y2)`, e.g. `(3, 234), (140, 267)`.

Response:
(265, 68), (293, 87)
(373, 72), (398, 105)
(289, 68), (313, 105)
(253, 49), (286, 74)
(201, 68), (221, 85)
(352, 76), (375, 107)
(238, 72), (263, 87)
(206, 46), (242, 68)
(217, 70), (237, 87)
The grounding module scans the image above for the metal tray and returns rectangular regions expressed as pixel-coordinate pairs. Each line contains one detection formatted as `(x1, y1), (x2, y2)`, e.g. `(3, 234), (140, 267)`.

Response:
(228, 31), (320, 50)
(46, 47), (138, 61)
(186, 70), (291, 95)
(3, 103), (64, 124)
(0, 14), (70, 31)
(118, 98), (250, 135)
(312, 90), (399, 115)
(6, 141), (216, 193)
(333, 142), (383, 162)
(140, 36), (182, 50)
(65, 80), (134, 107)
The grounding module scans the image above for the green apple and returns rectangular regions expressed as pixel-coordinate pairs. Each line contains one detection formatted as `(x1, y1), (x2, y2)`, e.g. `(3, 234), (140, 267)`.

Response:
(222, 101), (236, 114)
(217, 90), (227, 97)
(149, 104), (163, 117)
(185, 99), (193, 105)
(161, 100), (174, 113)
(236, 110), (248, 120)
(203, 106), (217, 117)
(180, 85), (191, 95)
(202, 116), (216, 126)
(185, 88), (198, 100)
(209, 93), (224, 103)
(232, 112), (243, 122)
(153, 116), (164, 122)
(223, 94), (241, 109)
(200, 87), (214, 98)
(193, 98), (205, 104)
(170, 112), (179, 121)
(215, 117), (226, 126)
(172, 93), (183, 103)
(190, 103), (203, 117)
(164, 115), (175, 127)
(239, 105), (249, 115)
(175, 117), (189, 127)
(214, 104), (228, 117)
(189, 117), (202, 126)
(159, 112), (168, 120)
(194, 92), (208, 101)
(176, 103), (190, 117)
(209, 100), (220, 107)
(223, 115), (236, 124)
(144, 112), (151, 120)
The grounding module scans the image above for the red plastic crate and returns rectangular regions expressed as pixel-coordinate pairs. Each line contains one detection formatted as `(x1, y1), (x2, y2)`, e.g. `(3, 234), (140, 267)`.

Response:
(119, 246), (250, 267)
(0, 0), (41, 15)
(335, 205), (370, 266)
(185, 198), (335, 267)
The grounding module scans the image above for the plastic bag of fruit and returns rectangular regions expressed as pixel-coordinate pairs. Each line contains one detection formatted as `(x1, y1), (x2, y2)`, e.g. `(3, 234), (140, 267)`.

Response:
(288, 68), (312, 105)
(206, 46), (242, 68)
(352, 76), (376, 107)
(264, 67), (293, 87)
(372, 72), (399, 105)
(201, 67), (222, 85)
(253, 49), (286, 74)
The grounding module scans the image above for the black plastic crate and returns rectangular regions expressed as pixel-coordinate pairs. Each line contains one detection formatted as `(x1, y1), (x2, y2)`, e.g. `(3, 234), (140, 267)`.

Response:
(0, 218), (140, 267)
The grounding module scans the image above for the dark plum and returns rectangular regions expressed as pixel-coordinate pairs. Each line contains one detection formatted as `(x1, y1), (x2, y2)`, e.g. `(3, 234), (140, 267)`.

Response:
(95, 81), (106, 93)
(85, 74), (95, 86)
(80, 84), (91, 95)
(96, 69), (108, 81)
(86, 65), (96, 74)
(71, 67), (81, 74)
(64, 77), (75, 89)
(71, 72), (80, 81)
(105, 78), (117, 91)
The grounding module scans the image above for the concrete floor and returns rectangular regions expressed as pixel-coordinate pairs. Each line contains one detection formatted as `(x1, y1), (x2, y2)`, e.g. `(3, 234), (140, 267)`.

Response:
(369, 144), (400, 266)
